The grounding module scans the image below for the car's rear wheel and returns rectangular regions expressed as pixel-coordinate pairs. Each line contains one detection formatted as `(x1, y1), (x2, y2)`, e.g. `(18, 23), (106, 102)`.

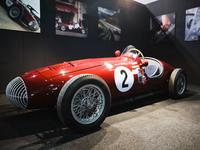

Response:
(8, 5), (23, 20)
(169, 68), (187, 99)
(57, 74), (111, 132)
(81, 29), (86, 34)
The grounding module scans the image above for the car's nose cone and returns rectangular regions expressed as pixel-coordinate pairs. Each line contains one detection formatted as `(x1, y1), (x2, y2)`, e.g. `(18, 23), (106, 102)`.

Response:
(6, 77), (28, 109)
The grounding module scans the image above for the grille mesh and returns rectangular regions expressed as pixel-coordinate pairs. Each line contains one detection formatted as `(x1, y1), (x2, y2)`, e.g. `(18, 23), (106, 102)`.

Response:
(6, 77), (28, 109)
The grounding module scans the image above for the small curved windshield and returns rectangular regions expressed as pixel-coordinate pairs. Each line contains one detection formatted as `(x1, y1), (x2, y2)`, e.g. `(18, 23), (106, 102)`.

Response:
(121, 45), (136, 55)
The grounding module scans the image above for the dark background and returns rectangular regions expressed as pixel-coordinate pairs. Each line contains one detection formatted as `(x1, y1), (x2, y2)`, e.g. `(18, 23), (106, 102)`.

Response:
(0, 0), (200, 93)
(146, 0), (200, 87)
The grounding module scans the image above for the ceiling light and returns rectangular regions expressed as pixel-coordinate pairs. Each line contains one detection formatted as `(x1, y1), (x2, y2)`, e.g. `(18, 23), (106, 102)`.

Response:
(134, 0), (158, 5)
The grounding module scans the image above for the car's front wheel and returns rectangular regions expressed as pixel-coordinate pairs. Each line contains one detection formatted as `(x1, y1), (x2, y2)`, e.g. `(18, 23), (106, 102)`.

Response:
(169, 68), (187, 99)
(60, 24), (66, 31)
(8, 5), (23, 20)
(57, 74), (111, 132)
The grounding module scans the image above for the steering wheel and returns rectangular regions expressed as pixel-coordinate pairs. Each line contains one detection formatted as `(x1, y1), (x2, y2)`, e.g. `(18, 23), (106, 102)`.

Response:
(127, 48), (145, 62)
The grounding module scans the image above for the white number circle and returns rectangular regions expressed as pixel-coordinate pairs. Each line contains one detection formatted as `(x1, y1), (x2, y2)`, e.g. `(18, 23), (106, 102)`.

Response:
(114, 66), (134, 92)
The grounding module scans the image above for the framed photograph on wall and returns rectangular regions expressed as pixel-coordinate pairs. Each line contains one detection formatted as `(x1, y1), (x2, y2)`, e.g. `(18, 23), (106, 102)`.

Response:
(150, 12), (176, 44)
(98, 7), (121, 41)
(185, 7), (200, 41)
(55, 0), (88, 38)
(0, 0), (40, 33)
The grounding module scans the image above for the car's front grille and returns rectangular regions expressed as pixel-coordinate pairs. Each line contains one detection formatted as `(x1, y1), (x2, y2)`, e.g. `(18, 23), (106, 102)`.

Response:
(6, 77), (28, 109)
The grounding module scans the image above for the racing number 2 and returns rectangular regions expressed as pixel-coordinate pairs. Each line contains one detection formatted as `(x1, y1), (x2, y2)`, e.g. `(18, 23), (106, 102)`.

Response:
(114, 66), (134, 92)
(120, 70), (128, 88)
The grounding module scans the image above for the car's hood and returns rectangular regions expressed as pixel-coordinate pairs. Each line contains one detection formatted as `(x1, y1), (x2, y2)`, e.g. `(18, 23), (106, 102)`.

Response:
(36, 58), (108, 78)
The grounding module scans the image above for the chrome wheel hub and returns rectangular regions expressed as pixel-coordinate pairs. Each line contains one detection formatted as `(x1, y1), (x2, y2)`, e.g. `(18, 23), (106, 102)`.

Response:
(86, 98), (96, 110)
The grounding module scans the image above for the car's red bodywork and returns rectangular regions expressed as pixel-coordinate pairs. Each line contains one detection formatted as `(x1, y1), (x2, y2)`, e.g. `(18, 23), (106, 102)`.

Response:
(18, 54), (173, 109)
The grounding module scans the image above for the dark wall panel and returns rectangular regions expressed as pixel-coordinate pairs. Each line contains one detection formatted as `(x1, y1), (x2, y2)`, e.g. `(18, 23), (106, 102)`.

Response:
(146, 0), (200, 84)
(0, 31), (24, 91)
(23, 33), (45, 71)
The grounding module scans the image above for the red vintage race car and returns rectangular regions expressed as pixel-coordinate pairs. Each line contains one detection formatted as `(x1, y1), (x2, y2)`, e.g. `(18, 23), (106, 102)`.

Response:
(6, 45), (187, 131)
(58, 23), (86, 35)
(5, 0), (40, 31)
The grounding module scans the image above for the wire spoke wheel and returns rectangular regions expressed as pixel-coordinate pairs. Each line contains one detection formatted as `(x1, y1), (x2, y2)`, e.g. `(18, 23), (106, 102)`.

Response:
(57, 74), (111, 131)
(60, 25), (66, 31)
(81, 29), (86, 34)
(176, 74), (186, 95)
(71, 84), (105, 125)
(9, 7), (20, 18)
(169, 68), (187, 99)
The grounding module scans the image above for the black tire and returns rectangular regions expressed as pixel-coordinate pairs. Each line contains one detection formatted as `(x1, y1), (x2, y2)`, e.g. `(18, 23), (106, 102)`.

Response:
(8, 5), (23, 20)
(60, 24), (66, 31)
(57, 74), (111, 132)
(34, 15), (40, 26)
(81, 29), (86, 34)
(169, 68), (187, 99)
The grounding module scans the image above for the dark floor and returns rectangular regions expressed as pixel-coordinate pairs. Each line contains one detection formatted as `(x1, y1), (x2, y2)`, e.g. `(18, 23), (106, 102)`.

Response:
(0, 84), (200, 150)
